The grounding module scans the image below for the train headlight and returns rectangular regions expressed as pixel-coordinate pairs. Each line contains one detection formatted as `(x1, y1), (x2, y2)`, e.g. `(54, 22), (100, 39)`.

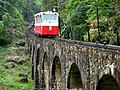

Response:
(49, 26), (52, 31)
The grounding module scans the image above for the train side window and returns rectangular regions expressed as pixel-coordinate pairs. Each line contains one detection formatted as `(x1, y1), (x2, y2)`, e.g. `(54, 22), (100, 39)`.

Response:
(35, 16), (38, 24)
(39, 15), (42, 23)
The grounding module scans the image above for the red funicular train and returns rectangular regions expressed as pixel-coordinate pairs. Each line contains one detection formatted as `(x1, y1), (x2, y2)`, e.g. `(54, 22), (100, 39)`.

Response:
(34, 11), (59, 37)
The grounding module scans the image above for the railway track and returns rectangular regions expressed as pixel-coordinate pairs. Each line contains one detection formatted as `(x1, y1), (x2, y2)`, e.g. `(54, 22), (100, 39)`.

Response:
(26, 26), (120, 51)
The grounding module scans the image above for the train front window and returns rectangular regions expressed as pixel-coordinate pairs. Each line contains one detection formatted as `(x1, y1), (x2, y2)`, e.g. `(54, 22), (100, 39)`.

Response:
(42, 14), (58, 23)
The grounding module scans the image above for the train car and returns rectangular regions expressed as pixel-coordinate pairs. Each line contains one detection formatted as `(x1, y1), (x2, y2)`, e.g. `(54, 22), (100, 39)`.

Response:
(34, 11), (59, 37)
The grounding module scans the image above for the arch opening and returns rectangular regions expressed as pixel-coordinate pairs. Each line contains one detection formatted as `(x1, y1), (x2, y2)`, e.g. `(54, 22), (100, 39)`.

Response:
(52, 56), (62, 90)
(41, 52), (49, 89)
(67, 63), (83, 90)
(35, 48), (40, 89)
(97, 75), (120, 90)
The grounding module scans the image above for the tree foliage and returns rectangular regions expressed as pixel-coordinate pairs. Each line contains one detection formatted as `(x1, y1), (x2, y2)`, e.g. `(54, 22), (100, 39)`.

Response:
(59, 0), (120, 45)
(0, 0), (42, 46)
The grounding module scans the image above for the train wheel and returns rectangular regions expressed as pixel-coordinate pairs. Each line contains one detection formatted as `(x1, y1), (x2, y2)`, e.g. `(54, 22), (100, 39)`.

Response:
(37, 34), (40, 37)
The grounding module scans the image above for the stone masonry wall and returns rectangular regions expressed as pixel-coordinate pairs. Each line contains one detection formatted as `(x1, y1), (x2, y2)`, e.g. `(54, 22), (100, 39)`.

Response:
(26, 30), (120, 90)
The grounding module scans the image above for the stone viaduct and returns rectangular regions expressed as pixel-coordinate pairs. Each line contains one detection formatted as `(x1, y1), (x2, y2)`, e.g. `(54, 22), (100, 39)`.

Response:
(26, 30), (120, 90)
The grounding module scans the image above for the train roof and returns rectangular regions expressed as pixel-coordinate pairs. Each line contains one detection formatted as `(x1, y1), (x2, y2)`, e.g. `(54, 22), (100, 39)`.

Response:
(34, 11), (59, 17)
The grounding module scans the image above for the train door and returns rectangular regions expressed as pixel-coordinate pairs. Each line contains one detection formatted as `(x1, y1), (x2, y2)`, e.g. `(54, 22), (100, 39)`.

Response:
(39, 14), (42, 35)
(34, 14), (40, 35)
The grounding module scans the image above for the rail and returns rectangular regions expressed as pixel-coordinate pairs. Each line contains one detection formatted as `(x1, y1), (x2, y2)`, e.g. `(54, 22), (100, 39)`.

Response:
(26, 26), (120, 51)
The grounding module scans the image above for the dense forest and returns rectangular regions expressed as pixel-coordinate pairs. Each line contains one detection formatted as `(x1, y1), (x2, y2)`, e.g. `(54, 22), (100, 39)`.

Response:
(0, 0), (43, 46)
(64, 0), (120, 45)
(0, 0), (120, 46)
(43, 0), (120, 45)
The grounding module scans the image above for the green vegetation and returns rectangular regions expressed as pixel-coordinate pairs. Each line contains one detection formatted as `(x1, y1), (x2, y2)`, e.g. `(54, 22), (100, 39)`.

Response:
(61, 0), (120, 45)
(0, 46), (33, 90)
(42, 0), (120, 45)
(0, 0), (43, 89)
(0, 0), (43, 46)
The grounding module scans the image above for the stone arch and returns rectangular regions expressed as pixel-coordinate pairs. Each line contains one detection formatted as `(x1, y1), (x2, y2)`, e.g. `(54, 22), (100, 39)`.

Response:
(97, 63), (120, 87)
(96, 75), (120, 90)
(67, 63), (83, 90)
(31, 44), (35, 80)
(52, 56), (62, 90)
(41, 52), (49, 89)
(34, 48), (40, 89)
(29, 40), (33, 55)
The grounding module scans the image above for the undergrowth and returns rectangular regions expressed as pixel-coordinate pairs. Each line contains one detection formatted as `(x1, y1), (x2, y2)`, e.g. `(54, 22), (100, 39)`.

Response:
(0, 46), (33, 90)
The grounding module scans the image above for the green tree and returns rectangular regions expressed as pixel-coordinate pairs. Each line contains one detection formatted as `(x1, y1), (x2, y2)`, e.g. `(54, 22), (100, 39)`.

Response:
(60, 0), (90, 41)
(86, 0), (120, 45)
(0, 0), (43, 46)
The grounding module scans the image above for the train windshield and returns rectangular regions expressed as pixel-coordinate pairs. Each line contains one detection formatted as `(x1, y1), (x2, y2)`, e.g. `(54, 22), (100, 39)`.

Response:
(42, 14), (58, 23)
